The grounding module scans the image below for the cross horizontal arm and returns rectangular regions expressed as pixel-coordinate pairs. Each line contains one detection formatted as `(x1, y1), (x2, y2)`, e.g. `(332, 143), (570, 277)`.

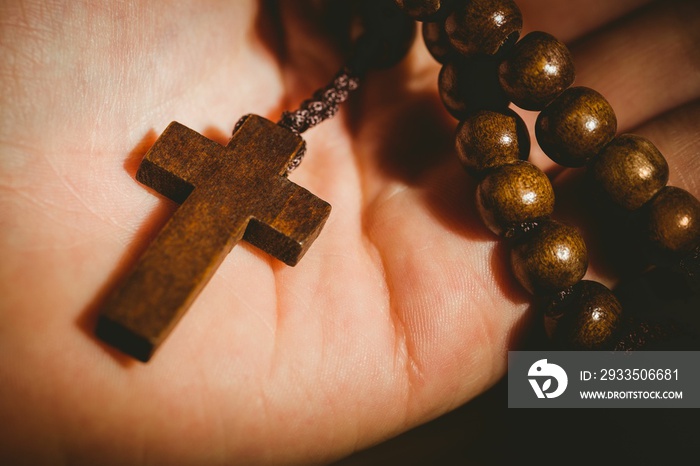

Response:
(244, 182), (331, 266)
(136, 122), (224, 203)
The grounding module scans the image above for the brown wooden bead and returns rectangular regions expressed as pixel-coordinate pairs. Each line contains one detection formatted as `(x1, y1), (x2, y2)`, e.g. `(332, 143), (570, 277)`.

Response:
(545, 280), (622, 350)
(498, 31), (575, 111)
(394, 0), (451, 21)
(445, 0), (522, 57)
(642, 186), (700, 259)
(476, 161), (554, 236)
(438, 57), (509, 119)
(438, 60), (468, 117)
(456, 109), (530, 175)
(590, 134), (669, 211)
(422, 21), (452, 63)
(510, 219), (588, 294)
(536, 87), (617, 167)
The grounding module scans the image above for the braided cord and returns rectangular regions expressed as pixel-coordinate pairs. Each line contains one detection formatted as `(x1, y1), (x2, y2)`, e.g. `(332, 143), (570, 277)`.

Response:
(277, 69), (360, 172)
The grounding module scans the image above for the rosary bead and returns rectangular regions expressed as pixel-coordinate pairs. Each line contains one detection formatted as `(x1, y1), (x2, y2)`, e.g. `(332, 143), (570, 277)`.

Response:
(510, 219), (588, 294)
(536, 87), (617, 167)
(641, 186), (700, 260)
(498, 31), (575, 111)
(438, 61), (468, 117)
(422, 21), (452, 63)
(456, 109), (529, 175)
(476, 161), (554, 236)
(544, 280), (622, 350)
(445, 0), (522, 57)
(590, 134), (669, 211)
(394, 0), (451, 21)
(438, 57), (509, 119)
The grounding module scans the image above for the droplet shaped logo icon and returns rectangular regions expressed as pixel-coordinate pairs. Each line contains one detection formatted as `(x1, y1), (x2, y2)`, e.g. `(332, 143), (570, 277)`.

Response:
(528, 359), (568, 399)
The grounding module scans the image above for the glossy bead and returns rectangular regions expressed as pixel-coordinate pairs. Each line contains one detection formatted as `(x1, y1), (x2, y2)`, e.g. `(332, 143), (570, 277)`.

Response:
(545, 281), (622, 350)
(394, 0), (451, 21)
(476, 161), (554, 236)
(445, 0), (522, 57)
(510, 219), (588, 294)
(536, 87), (617, 167)
(642, 186), (700, 259)
(456, 109), (530, 175)
(438, 57), (509, 119)
(498, 31), (575, 111)
(590, 134), (669, 211)
(422, 21), (452, 63)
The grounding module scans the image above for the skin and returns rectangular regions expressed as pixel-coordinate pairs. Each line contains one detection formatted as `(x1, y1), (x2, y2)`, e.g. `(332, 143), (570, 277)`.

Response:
(1, 0), (698, 464)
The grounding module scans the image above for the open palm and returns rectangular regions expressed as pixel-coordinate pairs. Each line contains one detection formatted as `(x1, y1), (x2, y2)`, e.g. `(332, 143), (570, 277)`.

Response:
(1, 0), (699, 464)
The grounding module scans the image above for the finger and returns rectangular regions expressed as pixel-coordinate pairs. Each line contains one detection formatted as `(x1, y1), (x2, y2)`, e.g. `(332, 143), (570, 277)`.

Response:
(573, 0), (700, 132)
(635, 100), (700, 197)
(519, 0), (653, 42)
(526, 0), (700, 173)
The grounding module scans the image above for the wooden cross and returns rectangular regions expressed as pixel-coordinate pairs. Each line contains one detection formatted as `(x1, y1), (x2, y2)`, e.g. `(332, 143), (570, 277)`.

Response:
(95, 115), (331, 362)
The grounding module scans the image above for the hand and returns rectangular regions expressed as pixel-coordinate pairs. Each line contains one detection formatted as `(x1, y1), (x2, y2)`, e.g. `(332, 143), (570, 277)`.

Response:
(1, 0), (698, 464)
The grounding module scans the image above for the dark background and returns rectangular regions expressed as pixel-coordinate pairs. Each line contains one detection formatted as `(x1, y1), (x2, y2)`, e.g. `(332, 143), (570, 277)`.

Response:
(335, 270), (700, 465)
(336, 376), (699, 465)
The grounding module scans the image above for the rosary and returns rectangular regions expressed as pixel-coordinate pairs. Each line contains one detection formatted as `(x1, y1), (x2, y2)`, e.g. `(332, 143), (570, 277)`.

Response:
(96, 0), (700, 361)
